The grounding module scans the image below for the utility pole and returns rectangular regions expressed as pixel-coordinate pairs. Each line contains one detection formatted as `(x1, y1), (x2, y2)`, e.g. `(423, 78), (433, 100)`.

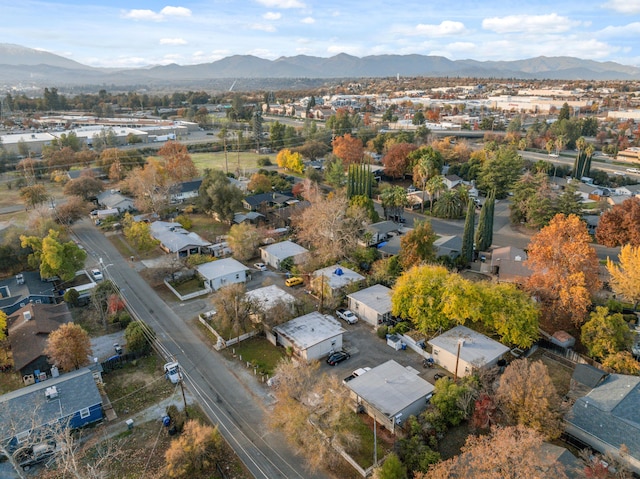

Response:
(454, 339), (463, 381)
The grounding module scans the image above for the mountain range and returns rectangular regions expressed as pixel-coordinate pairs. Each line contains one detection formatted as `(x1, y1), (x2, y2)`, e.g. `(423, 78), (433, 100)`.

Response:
(1, 43), (640, 91)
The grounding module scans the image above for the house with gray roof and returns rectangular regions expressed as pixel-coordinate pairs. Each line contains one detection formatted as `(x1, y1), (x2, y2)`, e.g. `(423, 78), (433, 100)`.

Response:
(170, 178), (202, 203)
(345, 360), (434, 433)
(311, 265), (365, 299)
(149, 221), (212, 258)
(434, 235), (463, 259)
(428, 326), (509, 378)
(565, 374), (640, 474)
(273, 312), (345, 361)
(95, 190), (134, 212)
(0, 368), (104, 451)
(260, 240), (309, 270)
(347, 284), (393, 326)
(197, 258), (249, 291)
(489, 246), (532, 284)
(0, 272), (57, 315)
(365, 221), (403, 246)
(7, 303), (72, 378)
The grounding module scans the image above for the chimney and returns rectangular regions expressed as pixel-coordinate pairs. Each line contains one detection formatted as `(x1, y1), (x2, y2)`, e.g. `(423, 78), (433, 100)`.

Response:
(23, 310), (32, 321)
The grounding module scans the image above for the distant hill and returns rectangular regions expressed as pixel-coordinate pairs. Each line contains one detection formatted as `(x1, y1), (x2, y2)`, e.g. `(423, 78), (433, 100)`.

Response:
(1, 43), (639, 90)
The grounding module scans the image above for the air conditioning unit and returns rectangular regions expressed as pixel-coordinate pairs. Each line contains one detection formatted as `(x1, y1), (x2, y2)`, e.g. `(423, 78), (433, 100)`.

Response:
(45, 386), (59, 400)
(23, 311), (32, 321)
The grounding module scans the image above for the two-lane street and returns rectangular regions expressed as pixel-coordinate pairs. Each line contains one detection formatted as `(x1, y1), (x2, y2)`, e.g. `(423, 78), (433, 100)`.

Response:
(73, 219), (329, 479)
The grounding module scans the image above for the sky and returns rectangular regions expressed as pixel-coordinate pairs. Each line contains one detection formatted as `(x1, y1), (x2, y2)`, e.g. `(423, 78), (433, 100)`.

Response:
(3, 0), (640, 68)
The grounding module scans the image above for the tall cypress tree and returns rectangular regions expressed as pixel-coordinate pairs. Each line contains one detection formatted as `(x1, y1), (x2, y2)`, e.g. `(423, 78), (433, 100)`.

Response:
(461, 198), (476, 264)
(475, 191), (495, 252)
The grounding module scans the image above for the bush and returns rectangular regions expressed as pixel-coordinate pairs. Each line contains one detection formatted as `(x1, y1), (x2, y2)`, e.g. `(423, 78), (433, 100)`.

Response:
(377, 325), (388, 339)
(175, 215), (193, 230)
(166, 404), (186, 434)
(257, 157), (272, 166)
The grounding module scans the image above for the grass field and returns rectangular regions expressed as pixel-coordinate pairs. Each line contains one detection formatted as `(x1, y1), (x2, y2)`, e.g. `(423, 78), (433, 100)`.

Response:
(191, 151), (277, 176)
(223, 336), (285, 376)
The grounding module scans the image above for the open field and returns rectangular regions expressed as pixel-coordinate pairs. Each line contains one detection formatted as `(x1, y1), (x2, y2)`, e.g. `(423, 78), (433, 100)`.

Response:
(191, 151), (277, 175)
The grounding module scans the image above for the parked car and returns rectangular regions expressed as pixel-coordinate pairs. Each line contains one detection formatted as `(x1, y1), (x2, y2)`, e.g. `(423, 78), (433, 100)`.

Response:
(336, 308), (358, 324)
(253, 262), (267, 271)
(285, 276), (304, 287)
(164, 362), (181, 384)
(90, 268), (103, 281)
(433, 373), (446, 381)
(626, 167), (640, 174)
(326, 351), (350, 366)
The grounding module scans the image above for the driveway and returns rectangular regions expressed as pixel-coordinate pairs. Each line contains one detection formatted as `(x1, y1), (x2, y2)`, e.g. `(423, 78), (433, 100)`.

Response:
(90, 330), (126, 361)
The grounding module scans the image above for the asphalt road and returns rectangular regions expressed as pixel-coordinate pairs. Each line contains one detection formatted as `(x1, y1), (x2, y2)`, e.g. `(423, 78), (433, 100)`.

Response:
(72, 219), (329, 479)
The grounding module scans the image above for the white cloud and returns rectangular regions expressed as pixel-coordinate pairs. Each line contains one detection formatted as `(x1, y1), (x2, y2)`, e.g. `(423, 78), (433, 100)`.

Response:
(122, 6), (191, 22)
(598, 22), (640, 37)
(160, 38), (188, 45)
(249, 23), (277, 32)
(122, 9), (163, 21)
(482, 14), (581, 34)
(413, 20), (466, 37)
(301, 17), (315, 24)
(255, 0), (305, 8)
(602, 0), (640, 14)
(263, 12), (281, 20)
(160, 6), (192, 17)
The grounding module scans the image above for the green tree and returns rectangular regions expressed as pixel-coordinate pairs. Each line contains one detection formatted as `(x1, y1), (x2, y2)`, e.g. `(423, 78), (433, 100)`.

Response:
(21, 229), (87, 281)
(411, 147), (443, 212)
(20, 184), (49, 208)
(198, 169), (244, 224)
(581, 306), (633, 360)
(424, 175), (446, 213)
(270, 121), (286, 149)
(432, 189), (464, 219)
(431, 378), (472, 426)
(227, 223), (261, 261)
(63, 288), (80, 307)
(373, 452), (407, 479)
(63, 175), (105, 201)
(555, 180), (583, 218)
(461, 198), (476, 264)
(0, 310), (6, 341)
(349, 195), (379, 223)
(325, 158), (346, 188)
(477, 146), (523, 199)
(347, 162), (373, 198)
(123, 214), (160, 252)
(399, 220), (437, 270)
(412, 110), (425, 126)
(380, 185), (408, 221)
(475, 191), (494, 251)
(125, 320), (155, 354)
(558, 102), (571, 121)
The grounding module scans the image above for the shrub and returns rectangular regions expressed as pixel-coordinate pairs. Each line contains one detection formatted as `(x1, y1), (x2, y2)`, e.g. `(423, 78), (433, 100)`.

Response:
(377, 325), (388, 339)
(257, 157), (272, 166)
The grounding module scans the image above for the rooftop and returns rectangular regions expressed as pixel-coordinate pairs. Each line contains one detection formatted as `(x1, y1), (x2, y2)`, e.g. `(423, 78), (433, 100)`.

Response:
(428, 325), (510, 365)
(197, 257), (249, 279)
(347, 284), (392, 314)
(273, 311), (345, 351)
(260, 240), (309, 260)
(313, 265), (365, 290)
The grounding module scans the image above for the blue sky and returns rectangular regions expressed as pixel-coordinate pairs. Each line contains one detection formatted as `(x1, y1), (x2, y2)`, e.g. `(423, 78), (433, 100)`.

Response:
(3, 0), (640, 68)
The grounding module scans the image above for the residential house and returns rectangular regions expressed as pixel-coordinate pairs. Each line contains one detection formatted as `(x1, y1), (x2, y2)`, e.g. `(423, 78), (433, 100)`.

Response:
(245, 285), (296, 324)
(565, 374), (640, 475)
(613, 184), (640, 197)
(149, 221), (211, 258)
(268, 200), (310, 227)
(0, 368), (104, 452)
(7, 303), (72, 378)
(233, 212), (265, 225)
(428, 326), (510, 378)
(433, 235), (463, 259)
(347, 284), (393, 326)
(242, 192), (294, 212)
(0, 272), (57, 315)
(272, 312), (345, 361)
(197, 258), (249, 291)
(568, 364), (609, 400)
(260, 240), (309, 270)
(311, 265), (365, 299)
(228, 176), (250, 193)
(377, 234), (404, 258)
(365, 221), (402, 246)
(95, 190), (134, 213)
(170, 178), (202, 203)
(489, 246), (532, 284)
(345, 360), (434, 433)
(66, 167), (106, 181)
(443, 174), (464, 190)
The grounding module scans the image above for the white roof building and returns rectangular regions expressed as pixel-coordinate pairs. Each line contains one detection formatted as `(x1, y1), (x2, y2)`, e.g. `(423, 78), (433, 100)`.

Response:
(428, 326), (509, 377)
(312, 265), (365, 297)
(245, 284), (296, 313)
(197, 258), (249, 291)
(273, 311), (345, 361)
(347, 284), (393, 326)
(260, 240), (309, 269)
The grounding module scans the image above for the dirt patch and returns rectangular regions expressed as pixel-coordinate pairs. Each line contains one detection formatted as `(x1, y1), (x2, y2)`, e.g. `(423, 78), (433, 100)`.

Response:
(437, 422), (473, 460)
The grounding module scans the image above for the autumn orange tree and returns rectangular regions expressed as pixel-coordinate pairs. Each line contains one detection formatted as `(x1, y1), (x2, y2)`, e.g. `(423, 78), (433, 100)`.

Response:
(158, 141), (198, 182)
(45, 323), (92, 371)
(495, 359), (563, 439)
(382, 142), (417, 178)
(525, 213), (601, 329)
(332, 133), (364, 165)
(164, 420), (223, 478)
(421, 425), (569, 479)
(596, 197), (640, 247)
(607, 244), (640, 310)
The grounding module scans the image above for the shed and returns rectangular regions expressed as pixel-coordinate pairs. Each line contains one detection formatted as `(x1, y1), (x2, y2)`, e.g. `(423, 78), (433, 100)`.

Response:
(197, 258), (249, 291)
(311, 265), (365, 299)
(260, 240), (309, 270)
(346, 360), (434, 433)
(347, 284), (393, 326)
(272, 312), (345, 361)
(427, 326), (509, 377)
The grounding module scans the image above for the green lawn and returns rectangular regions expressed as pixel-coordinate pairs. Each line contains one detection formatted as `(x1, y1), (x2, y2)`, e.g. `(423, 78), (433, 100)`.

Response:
(225, 337), (285, 376)
(191, 151), (277, 175)
(186, 213), (229, 243)
(169, 276), (205, 295)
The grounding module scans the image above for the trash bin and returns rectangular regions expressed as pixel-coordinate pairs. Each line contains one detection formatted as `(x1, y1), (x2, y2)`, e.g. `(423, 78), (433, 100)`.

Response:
(401, 342), (407, 350)
(126, 419), (134, 430)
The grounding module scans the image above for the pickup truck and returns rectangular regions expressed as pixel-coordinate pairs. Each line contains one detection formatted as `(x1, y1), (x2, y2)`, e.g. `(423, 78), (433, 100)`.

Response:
(343, 367), (372, 383)
(336, 308), (358, 324)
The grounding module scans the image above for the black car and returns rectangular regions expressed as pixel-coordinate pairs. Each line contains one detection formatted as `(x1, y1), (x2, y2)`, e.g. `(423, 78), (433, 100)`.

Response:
(326, 351), (350, 366)
(433, 373), (447, 381)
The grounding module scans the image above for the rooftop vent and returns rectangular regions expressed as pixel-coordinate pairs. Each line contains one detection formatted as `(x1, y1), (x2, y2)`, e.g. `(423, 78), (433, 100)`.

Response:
(45, 386), (59, 400)
(23, 310), (32, 321)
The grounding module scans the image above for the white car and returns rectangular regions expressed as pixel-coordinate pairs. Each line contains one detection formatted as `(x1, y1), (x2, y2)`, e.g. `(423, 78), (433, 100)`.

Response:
(626, 168), (640, 174)
(164, 362), (181, 384)
(253, 262), (267, 271)
(336, 308), (358, 324)
(90, 269), (103, 281)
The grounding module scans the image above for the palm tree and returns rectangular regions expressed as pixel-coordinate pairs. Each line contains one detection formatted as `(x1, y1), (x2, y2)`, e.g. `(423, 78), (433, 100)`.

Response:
(433, 190), (463, 219)
(381, 185), (408, 222)
(425, 175), (446, 214)
(412, 147), (442, 212)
